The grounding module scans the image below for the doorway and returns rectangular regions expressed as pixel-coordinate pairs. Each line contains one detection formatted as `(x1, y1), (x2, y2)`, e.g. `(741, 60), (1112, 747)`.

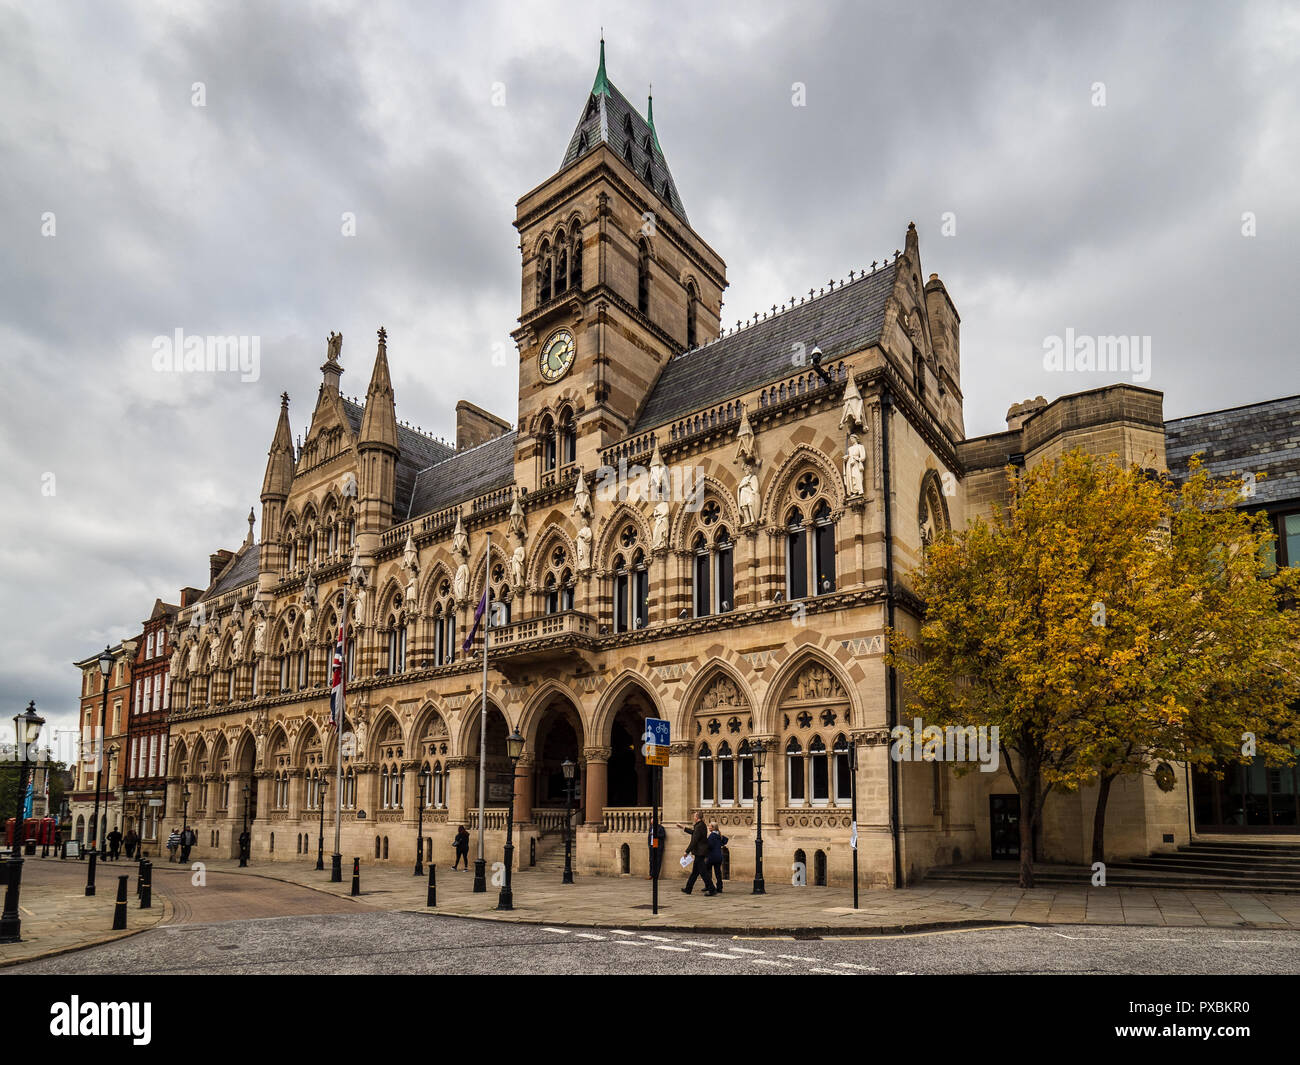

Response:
(989, 794), (1020, 860)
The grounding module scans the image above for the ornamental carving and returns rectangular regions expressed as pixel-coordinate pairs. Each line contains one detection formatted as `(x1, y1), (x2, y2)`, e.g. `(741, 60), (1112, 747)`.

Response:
(788, 663), (845, 702)
(700, 676), (745, 711)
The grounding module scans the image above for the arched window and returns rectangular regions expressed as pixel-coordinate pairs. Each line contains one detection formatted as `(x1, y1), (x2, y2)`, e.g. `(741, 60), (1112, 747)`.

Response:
(698, 743), (714, 804)
(784, 471), (837, 600)
(692, 533), (710, 617)
(786, 507), (807, 601)
(387, 616), (407, 675)
(833, 734), (854, 805)
(569, 223), (582, 289)
(540, 413), (556, 472)
(637, 240), (651, 316)
(433, 580), (456, 666)
(739, 738), (754, 804)
(809, 736), (829, 804)
(717, 741), (735, 805)
(555, 228), (568, 296)
(559, 408), (577, 466)
(490, 563), (512, 627)
(786, 737), (805, 804)
(686, 281), (699, 348)
(343, 766), (356, 809)
(539, 240), (552, 304)
(813, 500), (836, 595)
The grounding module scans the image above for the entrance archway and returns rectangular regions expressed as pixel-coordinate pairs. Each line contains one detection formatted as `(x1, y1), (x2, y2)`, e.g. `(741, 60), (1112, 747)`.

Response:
(533, 699), (583, 812)
(465, 704), (512, 806)
(608, 700), (652, 807)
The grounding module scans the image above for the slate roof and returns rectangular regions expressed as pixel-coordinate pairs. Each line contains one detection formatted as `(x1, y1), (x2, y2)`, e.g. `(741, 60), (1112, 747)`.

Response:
(1165, 395), (1300, 508)
(634, 260), (899, 431)
(202, 543), (260, 601)
(341, 398), (456, 517)
(561, 75), (687, 223)
(406, 430), (518, 520)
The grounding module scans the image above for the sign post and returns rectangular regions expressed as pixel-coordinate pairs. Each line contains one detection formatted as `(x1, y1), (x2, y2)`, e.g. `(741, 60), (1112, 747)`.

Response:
(644, 718), (670, 916)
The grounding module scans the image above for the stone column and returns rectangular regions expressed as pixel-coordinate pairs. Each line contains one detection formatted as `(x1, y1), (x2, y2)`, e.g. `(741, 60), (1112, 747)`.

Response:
(582, 746), (610, 827)
(287, 768), (305, 820)
(444, 756), (473, 823)
(514, 754), (535, 823)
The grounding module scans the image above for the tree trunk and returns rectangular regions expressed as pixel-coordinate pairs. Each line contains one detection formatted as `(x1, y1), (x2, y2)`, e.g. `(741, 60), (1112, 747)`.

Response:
(1091, 772), (1116, 866)
(1018, 767), (1037, 889)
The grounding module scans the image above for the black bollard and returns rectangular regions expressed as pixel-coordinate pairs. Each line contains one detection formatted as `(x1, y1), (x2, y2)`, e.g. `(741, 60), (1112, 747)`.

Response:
(351, 857), (360, 897)
(85, 852), (97, 896)
(112, 875), (128, 930)
(60, 841), (66, 860)
(427, 863), (436, 907)
(139, 860), (152, 909)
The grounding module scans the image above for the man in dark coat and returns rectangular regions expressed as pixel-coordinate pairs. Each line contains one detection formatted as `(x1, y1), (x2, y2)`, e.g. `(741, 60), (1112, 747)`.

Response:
(678, 811), (714, 895)
(706, 822), (729, 893)
(647, 820), (667, 880)
(107, 827), (122, 861)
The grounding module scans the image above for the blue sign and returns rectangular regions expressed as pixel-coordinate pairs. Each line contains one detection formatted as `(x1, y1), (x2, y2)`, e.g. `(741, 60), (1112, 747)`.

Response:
(645, 718), (670, 746)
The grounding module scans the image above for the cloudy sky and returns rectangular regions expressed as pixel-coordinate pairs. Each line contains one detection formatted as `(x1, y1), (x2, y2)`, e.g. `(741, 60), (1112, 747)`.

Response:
(2, 0), (1297, 742)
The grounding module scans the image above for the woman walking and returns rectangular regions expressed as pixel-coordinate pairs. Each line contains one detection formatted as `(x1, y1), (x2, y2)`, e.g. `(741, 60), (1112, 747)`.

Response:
(452, 825), (471, 870)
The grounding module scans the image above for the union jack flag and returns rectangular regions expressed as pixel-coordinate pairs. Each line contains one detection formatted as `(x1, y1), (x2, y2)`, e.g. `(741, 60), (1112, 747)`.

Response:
(329, 624), (345, 728)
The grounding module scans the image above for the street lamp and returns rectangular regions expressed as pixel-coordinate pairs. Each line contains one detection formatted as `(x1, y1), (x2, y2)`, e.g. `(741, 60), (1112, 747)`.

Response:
(101, 745), (118, 859)
(414, 766), (430, 877)
(2, 701), (45, 942)
(181, 787), (191, 834)
(86, 645), (114, 896)
(751, 740), (767, 895)
(497, 728), (525, 911)
(315, 777), (329, 871)
(561, 759), (575, 885)
(239, 783), (251, 867)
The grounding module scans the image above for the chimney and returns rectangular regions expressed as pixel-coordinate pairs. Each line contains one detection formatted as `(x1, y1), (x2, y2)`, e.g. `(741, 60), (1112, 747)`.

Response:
(209, 550), (235, 584)
(456, 400), (511, 451)
(179, 587), (204, 608)
(1006, 396), (1048, 433)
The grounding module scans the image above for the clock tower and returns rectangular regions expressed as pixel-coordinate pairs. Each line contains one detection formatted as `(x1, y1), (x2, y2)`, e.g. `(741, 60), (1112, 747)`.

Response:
(511, 38), (728, 493)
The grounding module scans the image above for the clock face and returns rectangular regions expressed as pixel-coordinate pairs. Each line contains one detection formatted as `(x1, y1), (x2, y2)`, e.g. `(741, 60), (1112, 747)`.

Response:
(539, 330), (575, 382)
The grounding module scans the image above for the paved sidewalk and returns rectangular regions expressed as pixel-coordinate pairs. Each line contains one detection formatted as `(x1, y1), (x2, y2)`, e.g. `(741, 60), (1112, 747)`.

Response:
(0, 856), (169, 968)
(195, 856), (1300, 935)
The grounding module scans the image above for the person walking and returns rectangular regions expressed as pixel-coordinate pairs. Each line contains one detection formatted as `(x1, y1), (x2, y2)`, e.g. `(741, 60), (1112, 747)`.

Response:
(166, 828), (180, 862)
(452, 825), (470, 870)
(705, 822), (728, 894)
(179, 825), (197, 863)
(678, 811), (714, 896)
(107, 827), (123, 861)
(123, 828), (139, 860)
(647, 820), (667, 880)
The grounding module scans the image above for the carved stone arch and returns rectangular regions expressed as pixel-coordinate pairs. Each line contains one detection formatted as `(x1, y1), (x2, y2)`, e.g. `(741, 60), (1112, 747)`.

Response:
(593, 503), (652, 574)
(370, 705), (406, 754)
(517, 678), (588, 750)
(293, 718), (322, 766)
(759, 441), (845, 527)
(524, 404), (558, 438)
(453, 694), (509, 756)
(757, 639), (866, 737)
(375, 571), (406, 625)
(270, 609), (295, 655)
(528, 520), (578, 590)
(412, 700), (451, 748)
(670, 473), (742, 552)
(918, 468), (951, 546)
(171, 735), (190, 773)
(267, 722), (290, 756)
(467, 540), (512, 603)
(231, 727), (257, 771)
(676, 657), (757, 741)
(419, 559), (455, 614)
(551, 384), (586, 416)
(590, 668), (666, 747)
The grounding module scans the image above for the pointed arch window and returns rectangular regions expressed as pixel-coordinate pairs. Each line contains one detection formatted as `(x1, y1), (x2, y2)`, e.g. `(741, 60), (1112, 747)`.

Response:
(833, 734), (853, 805)
(387, 618), (407, 675)
(739, 739), (755, 804)
(637, 240), (651, 316)
(786, 737), (805, 804)
(556, 229), (568, 296)
(540, 413), (556, 472)
(813, 500), (837, 595)
(786, 507), (807, 601)
(539, 240), (552, 304)
(686, 281), (699, 349)
(569, 223), (582, 289)
(809, 735), (830, 804)
(717, 741), (735, 805)
(693, 533), (711, 618)
(559, 408), (577, 465)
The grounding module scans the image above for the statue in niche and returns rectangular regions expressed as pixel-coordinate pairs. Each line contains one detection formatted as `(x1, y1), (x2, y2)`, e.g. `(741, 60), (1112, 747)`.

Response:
(453, 561), (470, 603)
(651, 500), (670, 550)
(573, 468), (592, 519)
(737, 464), (760, 526)
(511, 544), (526, 589)
(844, 434), (866, 497)
(576, 522), (592, 572)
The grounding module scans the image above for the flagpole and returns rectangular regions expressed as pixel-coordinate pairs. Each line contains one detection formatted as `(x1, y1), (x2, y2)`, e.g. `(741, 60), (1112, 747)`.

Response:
(473, 530), (491, 893)
(331, 580), (347, 883)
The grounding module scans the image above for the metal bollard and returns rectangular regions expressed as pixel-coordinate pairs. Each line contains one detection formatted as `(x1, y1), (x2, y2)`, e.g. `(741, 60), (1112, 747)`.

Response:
(427, 864), (436, 907)
(530, 837), (536, 867)
(139, 860), (152, 909)
(60, 841), (66, 860)
(351, 857), (360, 897)
(112, 875), (128, 930)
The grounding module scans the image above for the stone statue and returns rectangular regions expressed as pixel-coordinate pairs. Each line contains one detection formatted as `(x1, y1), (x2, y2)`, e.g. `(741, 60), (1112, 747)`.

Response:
(327, 331), (342, 362)
(207, 634), (220, 669)
(845, 434), (867, 497)
(839, 374), (865, 431)
(734, 406), (757, 466)
(231, 626), (244, 661)
(352, 584), (367, 627)
(405, 572), (419, 609)
(171, 644), (185, 676)
(576, 522), (592, 572)
(573, 468), (592, 519)
(253, 615), (267, 655)
(651, 500), (670, 550)
(453, 561), (470, 603)
(649, 444), (669, 501)
(511, 544), (526, 588)
(452, 512), (469, 559)
(402, 533), (418, 576)
(738, 464), (760, 525)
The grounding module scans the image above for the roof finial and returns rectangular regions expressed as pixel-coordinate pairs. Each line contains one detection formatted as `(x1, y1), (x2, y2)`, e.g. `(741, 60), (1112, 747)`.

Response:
(592, 33), (610, 97)
(646, 85), (661, 153)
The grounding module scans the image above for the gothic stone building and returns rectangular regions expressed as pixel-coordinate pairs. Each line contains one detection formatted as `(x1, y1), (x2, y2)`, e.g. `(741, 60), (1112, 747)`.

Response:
(162, 47), (1194, 886)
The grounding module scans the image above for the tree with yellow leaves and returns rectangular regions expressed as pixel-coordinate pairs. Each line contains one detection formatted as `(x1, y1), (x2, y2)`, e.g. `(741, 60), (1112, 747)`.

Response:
(891, 450), (1300, 888)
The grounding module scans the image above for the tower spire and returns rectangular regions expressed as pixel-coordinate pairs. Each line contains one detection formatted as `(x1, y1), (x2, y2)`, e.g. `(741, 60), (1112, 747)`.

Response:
(646, 85), (661, 153)
(592, 33), (610, 97)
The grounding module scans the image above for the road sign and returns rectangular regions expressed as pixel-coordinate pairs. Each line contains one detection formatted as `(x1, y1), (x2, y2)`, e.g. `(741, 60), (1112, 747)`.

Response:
(644, 717), (670, 767)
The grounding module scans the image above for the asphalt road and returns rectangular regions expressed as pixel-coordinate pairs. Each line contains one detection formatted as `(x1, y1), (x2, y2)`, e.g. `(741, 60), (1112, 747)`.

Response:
(9, 913), (1300, 976)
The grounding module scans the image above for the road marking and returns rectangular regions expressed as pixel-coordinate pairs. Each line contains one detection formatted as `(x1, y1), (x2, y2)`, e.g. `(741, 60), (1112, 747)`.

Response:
(810, 967), (848, 975)
(574, 933), (606, 941)
(701, 952), (746, 960)
(834, 962), (877, 970)
(750, 958), (792, 967)
(608, 929), (635, 936)
(542, 927), (571, 934)
(615, 940), (648, 947)
(895, 971), (917, 975)
(778, 954), (821, 962)
(729, 947), (766, 955)
(824, 924), (1026, 941)
(641, 934), (675, 942)
(654, 945), (690, 953)
(681, 940), (716, 947)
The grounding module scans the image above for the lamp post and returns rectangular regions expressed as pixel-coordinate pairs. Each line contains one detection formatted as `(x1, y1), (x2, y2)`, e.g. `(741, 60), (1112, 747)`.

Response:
(181, 787), (191, 834)
(2, 701), (45, 942)
(561, 758), (575, 885)
(315, 778), (328, 871)
(239, 783), (250, 867)
(414, 766), (429, 876)
(86, 645), (114, 896)
(497, 728), (524, 911)
(751, 740), (767, 895)
(100, 745), (118, 859)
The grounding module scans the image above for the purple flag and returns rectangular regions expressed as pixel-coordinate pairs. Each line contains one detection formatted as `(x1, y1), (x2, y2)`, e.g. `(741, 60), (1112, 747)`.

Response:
(462, 591), (488, 653)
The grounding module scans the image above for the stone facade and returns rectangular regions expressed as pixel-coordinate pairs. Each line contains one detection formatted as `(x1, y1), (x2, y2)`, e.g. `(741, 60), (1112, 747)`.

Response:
(153, 47), (1230, 887)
